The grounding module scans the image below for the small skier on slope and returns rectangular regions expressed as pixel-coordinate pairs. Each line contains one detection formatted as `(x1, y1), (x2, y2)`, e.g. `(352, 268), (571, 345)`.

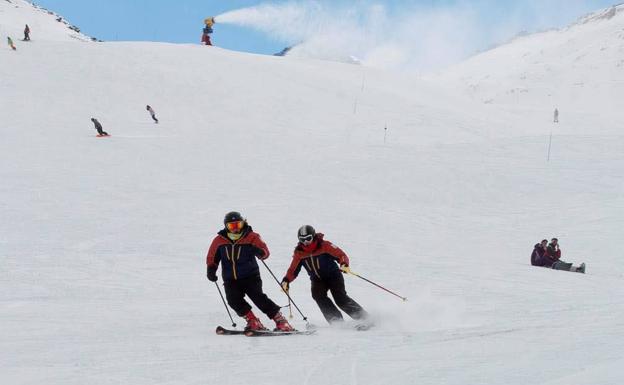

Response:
(281, 225), (369, 325)
(7, 36), (16, 50)
(91, 118), (109, 136)
(146, 105), (158, 123)
(206, 211), (295, 331)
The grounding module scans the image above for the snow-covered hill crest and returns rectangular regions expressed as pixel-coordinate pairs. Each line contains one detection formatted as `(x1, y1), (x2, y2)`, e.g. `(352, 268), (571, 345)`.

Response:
(0, 0), (93, 42)
(436, 4), (624, 113)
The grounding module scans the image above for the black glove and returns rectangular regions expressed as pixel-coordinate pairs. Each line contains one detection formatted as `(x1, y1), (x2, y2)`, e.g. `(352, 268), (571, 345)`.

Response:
(207, 266), (218, 282)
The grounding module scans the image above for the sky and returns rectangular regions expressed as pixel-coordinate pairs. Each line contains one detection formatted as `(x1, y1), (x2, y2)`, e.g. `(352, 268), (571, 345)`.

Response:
(33, 0), (619, 68)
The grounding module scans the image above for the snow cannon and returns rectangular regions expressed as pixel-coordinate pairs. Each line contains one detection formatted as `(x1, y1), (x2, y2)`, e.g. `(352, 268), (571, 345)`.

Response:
(203, 17), (215, 35)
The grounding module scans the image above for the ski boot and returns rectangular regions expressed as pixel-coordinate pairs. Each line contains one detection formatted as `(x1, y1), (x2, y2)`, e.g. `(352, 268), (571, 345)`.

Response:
(273, 312), (295, 332)
(243, 310), (266, 331)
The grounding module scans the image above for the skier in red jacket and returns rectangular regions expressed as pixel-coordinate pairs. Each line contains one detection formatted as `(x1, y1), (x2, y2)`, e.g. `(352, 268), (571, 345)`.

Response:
(206, 212), (294, 331)
(281, 225), (368, 324)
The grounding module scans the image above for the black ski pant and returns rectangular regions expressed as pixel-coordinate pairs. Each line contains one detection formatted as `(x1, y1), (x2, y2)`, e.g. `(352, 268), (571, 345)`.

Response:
(223, 274), (280, 319)
(150, 114), (158, 123)
(311, 273), (367, 324)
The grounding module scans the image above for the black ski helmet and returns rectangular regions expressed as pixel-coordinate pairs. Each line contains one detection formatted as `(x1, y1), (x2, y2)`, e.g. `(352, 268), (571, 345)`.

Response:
(224, 211), (244, 225)
(297, 225), (315, 242)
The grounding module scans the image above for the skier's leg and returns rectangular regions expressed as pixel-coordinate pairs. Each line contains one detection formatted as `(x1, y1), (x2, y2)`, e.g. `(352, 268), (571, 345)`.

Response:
(242, 274), (281, 319)
(311, 279), (343, 323)
(552, 260), (573, 271)
(223, 279), (252, 317)
(328, 273), (368, 320)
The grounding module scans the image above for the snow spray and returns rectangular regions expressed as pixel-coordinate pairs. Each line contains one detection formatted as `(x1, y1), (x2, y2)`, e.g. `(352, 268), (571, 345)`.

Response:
(213, 1), (483, 71)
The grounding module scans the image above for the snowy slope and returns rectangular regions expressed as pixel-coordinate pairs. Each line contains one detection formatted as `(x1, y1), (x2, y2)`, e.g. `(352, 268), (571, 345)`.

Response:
(435, 4), (624, 117)
(0, 0), (92, 42)
(2, 2), (624, 385)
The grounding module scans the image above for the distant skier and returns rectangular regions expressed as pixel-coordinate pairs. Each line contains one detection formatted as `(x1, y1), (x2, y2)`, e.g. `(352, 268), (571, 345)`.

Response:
(7, 36), (16, 50)
(553, 108), (559, 123)
(281, 225), (369, 324)
(24, 25), (30, 41)
(146, 105), (159, 123)
(206, 211), (295, 332)
(532, 238), (585, 273)
(90, 118), (109, 136)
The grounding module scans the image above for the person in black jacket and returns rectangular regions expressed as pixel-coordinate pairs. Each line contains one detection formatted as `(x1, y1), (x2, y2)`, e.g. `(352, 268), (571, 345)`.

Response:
(91, 118), (109, 136)
(281, 225), (368, 324)
(206, 211), (294, 331)
(146, 105), (158, 123)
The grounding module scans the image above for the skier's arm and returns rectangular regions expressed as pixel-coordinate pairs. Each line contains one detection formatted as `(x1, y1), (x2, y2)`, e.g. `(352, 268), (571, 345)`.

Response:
(206, 238), (222, 270)
(326, 241), (350, 267)
(283, 256), (303, 284)
(250, 233), (270, 260)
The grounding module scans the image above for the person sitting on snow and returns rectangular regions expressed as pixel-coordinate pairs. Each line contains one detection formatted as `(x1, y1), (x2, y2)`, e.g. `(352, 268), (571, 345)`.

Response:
(531, 239), (548, 266)
(533, 238), (585, 273)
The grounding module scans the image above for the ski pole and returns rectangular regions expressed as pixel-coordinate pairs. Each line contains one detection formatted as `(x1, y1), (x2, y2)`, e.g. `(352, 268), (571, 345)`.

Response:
(260, 259), (308, 322)
(214, 281), (237, 327)
(347, 270), (408, 301)
(288, 296), (293, 319)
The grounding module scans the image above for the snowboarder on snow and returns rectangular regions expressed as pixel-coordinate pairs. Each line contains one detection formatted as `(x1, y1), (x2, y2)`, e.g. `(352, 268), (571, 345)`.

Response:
(532, 238), (585, 273)
(281, 225), (369, 324)
(7, 36), (16, 50)
(91, 118), (109, 136)
(206, 211), (295, 331)
(553, 108), (559, 123)
(146, 105), (158, 123)
(24, 25), (30, 41)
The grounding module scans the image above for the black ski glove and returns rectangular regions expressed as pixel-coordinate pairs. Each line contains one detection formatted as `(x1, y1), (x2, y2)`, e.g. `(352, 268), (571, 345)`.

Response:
(207, 266), (218, 282)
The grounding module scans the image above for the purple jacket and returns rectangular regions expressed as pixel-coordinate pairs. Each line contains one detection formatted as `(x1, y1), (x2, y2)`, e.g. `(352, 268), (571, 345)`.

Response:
(532, 244), (557, 267)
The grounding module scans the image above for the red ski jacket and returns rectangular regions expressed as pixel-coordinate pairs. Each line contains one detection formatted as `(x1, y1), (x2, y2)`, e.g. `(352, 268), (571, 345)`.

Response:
(283, 234), (349, 283)
(206, 226), (269, 281)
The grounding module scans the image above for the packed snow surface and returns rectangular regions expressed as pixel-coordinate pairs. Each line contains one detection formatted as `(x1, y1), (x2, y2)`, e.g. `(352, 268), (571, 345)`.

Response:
(2, 1), (624, 384)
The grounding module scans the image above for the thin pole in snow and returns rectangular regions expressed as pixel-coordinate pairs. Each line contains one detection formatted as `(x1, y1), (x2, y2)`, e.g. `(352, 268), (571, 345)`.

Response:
(361, 72), (365, 92)
(547, 131), (553, 162)
(384, 124), (388, 144)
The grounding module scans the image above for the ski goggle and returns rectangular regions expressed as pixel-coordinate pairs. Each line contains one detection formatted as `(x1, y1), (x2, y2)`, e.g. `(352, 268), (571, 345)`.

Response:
(298, 234), (314, 244)
(226, 221), (244, 232)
